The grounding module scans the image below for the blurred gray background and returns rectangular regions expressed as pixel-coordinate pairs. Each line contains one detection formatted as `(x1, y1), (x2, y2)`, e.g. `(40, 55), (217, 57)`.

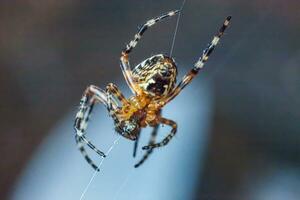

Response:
(1, 0), (300, 199)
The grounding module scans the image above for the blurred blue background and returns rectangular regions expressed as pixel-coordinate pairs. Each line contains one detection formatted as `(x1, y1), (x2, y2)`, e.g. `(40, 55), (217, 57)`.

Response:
(0, 0), (299, 199)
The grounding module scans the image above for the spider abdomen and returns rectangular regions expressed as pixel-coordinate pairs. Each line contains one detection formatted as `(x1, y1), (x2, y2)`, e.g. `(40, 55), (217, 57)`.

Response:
(133, 54), (177, 98)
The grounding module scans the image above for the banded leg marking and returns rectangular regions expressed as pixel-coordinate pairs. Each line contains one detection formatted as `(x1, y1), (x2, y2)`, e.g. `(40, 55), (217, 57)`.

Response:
(194, 16), (231, 69)
(133, 130), (141, 158)
(74, 85), (111, 171)
(106, 83), (129, 106)
(105, 83), (127, 129)
(75, 135), (101, 171)
(142, 118), (177, 150)
(134, 125), (159, 168)
(120, 10), (179, 94)
(163, 16), (231, 103)
(122, 10), (179, 54)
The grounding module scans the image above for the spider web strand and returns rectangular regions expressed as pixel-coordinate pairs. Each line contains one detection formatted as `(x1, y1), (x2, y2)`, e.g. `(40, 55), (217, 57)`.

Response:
(169, 0), (187, 57)
(79, 136), (121, 200)
(112, 168), (135, 200)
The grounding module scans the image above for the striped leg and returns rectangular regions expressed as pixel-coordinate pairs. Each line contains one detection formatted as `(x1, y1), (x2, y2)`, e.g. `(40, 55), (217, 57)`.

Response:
(74, 85), (114, 171)
(75, 135), (102, 171)
(105, 83), (129, 129)
(163, 16), (232, 103)
(105, 83), (142, 141)
(120, 10), (180, 94)
(133, 130), (141, 157)
(134, 124), (159, 168)
(106, 83), (129, 106)
(142, 118), (177, 150)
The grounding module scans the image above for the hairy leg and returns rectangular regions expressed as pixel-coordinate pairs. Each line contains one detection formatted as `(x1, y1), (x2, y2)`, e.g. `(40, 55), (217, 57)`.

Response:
(74, 85), (111, 171)
(133, 129), (141, 158)
(162, 16), (231, 104)
(134, 124), (159, 168)
(120, 10), (179, 94)
(142, 118), (177, 150)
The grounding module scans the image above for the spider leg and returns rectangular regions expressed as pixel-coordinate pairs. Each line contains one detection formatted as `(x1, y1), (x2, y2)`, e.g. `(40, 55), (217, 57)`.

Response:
(74, 85), (116, 171)
(133, 129), (141, 158)
(142, 118), (177, 150)
(163, 16), (231, 103)
(105, 83), (129, 128)
(75, 135), (102, 171)
(123, 10), (179, 55)
(134, 124), (159, 168)
(105, 83), (143, 141)
(106, 83), (128, 104)
(120, 10), (180, 94)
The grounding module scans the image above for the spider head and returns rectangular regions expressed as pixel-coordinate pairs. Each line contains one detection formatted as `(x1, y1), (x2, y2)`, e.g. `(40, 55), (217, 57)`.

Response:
(133, 54), (177, 98)
(115, 120), (140, 140)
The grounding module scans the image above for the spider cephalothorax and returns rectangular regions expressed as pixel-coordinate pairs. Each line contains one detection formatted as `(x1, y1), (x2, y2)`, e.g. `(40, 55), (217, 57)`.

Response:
(74, 10), (231, 171)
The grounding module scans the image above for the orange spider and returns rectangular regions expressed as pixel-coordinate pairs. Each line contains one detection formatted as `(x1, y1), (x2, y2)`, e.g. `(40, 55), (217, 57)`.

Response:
(74, 10), (231, 171)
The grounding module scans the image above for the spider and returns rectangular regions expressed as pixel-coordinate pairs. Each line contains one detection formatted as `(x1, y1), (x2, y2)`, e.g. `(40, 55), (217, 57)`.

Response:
(74, 10), (231, 171)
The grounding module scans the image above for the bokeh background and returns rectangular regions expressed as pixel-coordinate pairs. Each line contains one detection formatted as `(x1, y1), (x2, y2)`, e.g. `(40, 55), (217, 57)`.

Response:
(1, 0), (300, 199)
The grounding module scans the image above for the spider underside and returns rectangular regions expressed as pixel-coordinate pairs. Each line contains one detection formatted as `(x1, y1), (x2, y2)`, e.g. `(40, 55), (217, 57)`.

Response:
(74, 10), (231, 171)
